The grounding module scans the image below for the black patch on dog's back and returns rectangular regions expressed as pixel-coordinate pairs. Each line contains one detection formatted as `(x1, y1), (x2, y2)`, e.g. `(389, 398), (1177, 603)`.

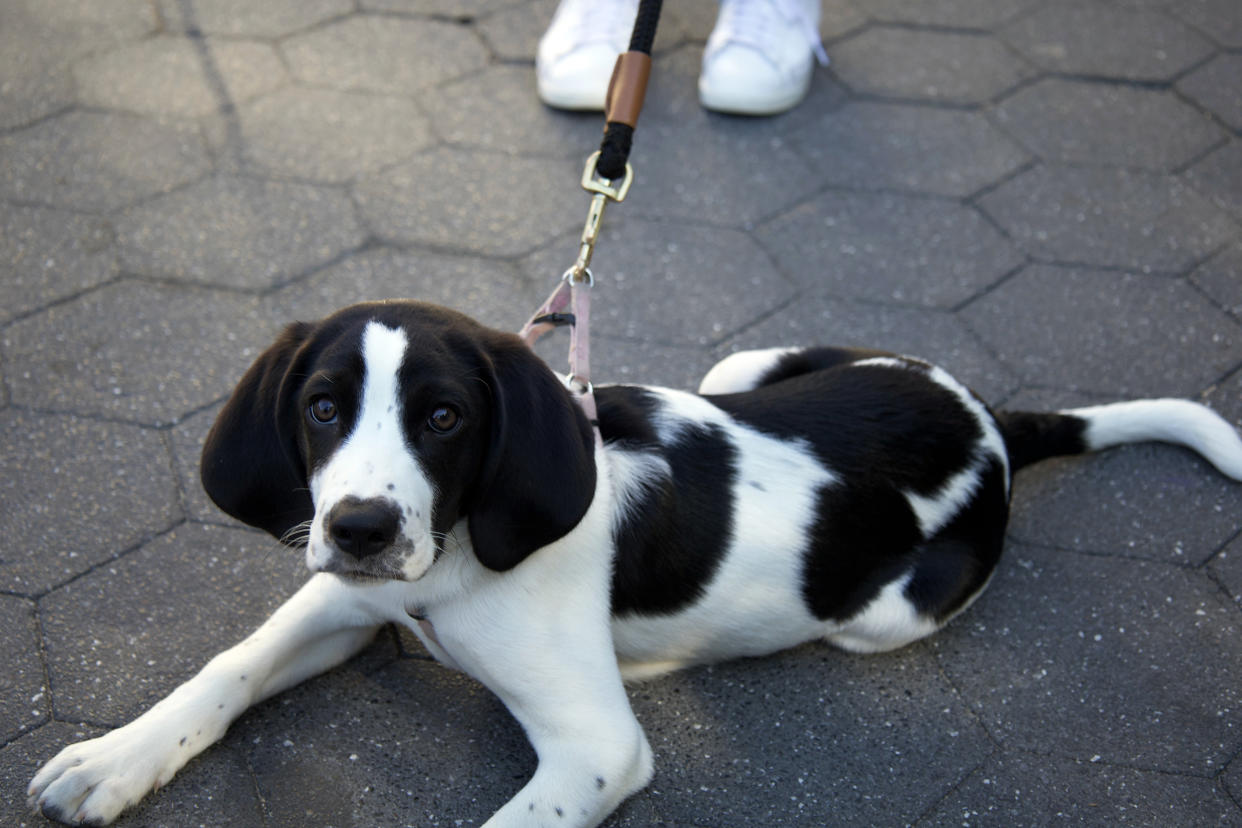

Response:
(718, 363), (983, 497)
(594, 386), (662, 450)
(600, 388), (736, 616)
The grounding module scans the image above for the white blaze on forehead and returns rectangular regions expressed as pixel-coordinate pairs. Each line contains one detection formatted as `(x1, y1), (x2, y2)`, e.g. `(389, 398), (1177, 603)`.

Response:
(359, 321), (409, 428)
(308, 322), (437, 576)
(309, 320), (416, 505)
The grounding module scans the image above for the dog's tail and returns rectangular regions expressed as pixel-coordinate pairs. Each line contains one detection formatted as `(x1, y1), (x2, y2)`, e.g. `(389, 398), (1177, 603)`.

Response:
(996, 399), (1242, 479)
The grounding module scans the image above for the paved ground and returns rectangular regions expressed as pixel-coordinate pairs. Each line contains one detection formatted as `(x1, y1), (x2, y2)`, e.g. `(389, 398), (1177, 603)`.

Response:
(3, 0), (1242, 825)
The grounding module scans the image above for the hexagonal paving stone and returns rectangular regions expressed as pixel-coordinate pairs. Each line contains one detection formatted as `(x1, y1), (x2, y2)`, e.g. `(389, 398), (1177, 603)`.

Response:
(814, 0), (870, 40)
(923, 750), (1241, 825)
(994, 79), (1223, 170)
(1211, 535), (1242, 606)
(0, 597), (45, 743)
(0, 111), (210, 212)
(239, 656), (531, 827)
(157, 0), (352, 38)
(1172, 0), (1242, 48)
(0, 410), (179, 595)
(476, 0), (556, 60)
(354, 148), (579, 256)
(171, 403), (232, 528)
(73, 36), (287, 118)
(39, 522), (307, 724)
(789, 101), (1029, 198)
(2, 279), (279, 426)
(1000, 5), (1214, 81)
(116, 177), (365, 289)
(963, 265), (1241, 397)
(713, 295), (1018, 404)
(756, 191), (1022, 308)
(1178, 54), (1242, 133)
(289, 640), (991, 827)
(4, 0), (155, 57)
(214, 87), (434, 183)
(1206, 365), (1242, 430)
(1003, 386), (1242, 564)
(937, 543), (1242, 772)
(606, 645), (991, 826)
(282, 15), (488, 95)
(1007, 436), (1242, 564)
(1192, 243), (1242, 321)
(268, 246), (543, 331)
(0, 204), (116, 325)
(831, 28), (1032, 104)
(520, 219), (797, 346)
(475, 0), (701, 62)
(606, 48), (837, 225)
(363, 0), (528, 15)
(1184, 140), (1242, 223)
(421, 65), (604, 159)
(0, 35), (75, 131)
(978, 165), (1235, 272)
(22, 724), (264, 828)
(1, 724), (101, 827)
(563, 336), (715, 393)
(861, 0), (1038, 28)
(1227, 758), (1242, 818)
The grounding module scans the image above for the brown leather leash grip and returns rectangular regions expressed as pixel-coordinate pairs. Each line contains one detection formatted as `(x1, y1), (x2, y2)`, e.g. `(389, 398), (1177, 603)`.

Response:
(605, 51), (652, 129)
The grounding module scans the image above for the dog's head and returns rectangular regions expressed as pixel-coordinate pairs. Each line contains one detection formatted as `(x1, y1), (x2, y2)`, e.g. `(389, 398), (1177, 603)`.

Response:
(201, 301), (596, 580)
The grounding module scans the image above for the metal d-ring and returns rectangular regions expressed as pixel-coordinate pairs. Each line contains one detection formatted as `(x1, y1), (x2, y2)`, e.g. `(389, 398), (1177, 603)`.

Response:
(562, 266), (595, 287)
(565, 373), (593, 396)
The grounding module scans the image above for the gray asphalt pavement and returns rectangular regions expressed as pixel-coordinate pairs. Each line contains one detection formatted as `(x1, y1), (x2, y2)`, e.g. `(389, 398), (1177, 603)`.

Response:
(3, 0), (1242, 825)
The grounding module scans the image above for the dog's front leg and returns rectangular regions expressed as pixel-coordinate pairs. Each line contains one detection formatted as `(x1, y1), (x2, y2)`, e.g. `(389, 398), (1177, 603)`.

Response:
(431, 575), (653, 827)
(28, 573), (387, 826)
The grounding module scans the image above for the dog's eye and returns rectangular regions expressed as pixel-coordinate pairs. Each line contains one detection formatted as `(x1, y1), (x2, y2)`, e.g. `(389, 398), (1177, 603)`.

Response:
(428, 406), (460, 434)
(308, 395), (338, 425)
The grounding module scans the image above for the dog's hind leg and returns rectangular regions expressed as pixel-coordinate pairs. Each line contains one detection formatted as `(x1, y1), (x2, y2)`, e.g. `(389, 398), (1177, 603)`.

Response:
(28, 573), (391, 826)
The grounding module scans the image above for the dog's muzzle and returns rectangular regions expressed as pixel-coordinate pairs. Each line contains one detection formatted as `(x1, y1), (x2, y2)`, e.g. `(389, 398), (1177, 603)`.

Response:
(325, 496), (401, 560)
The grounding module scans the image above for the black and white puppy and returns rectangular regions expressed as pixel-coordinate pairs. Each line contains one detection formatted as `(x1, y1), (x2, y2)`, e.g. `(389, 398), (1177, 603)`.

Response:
(30, 300), (1242, 827)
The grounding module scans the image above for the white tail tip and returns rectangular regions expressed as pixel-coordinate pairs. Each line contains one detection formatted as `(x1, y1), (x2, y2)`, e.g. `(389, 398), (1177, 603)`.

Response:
(1067, 399), (1242, 481)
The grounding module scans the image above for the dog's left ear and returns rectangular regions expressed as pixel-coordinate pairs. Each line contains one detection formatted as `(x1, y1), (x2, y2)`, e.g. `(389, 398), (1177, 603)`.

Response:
(468, 336), (597, 571)
(200, 322), (316, 542)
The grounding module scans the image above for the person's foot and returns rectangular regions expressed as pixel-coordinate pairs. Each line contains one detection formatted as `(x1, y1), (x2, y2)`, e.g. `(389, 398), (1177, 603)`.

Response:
(537, 0), (639, 110)
(699, 0), (829, 116)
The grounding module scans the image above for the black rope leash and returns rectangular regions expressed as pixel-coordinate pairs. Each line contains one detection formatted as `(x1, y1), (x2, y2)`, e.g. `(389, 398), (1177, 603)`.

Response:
(597, 0), (663, 181)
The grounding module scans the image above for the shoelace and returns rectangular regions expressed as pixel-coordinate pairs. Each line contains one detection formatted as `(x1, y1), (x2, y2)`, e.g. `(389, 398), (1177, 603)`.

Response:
(711, 0), (830, 67)
(551, 0), (641, 49)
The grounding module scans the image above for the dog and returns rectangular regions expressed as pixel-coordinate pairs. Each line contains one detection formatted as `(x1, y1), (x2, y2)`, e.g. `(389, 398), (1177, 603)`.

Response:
(29, 300), (1242, 827)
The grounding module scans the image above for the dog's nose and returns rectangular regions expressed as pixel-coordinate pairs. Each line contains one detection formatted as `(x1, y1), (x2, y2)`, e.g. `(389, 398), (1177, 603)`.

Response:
(326, 498), (401, 559)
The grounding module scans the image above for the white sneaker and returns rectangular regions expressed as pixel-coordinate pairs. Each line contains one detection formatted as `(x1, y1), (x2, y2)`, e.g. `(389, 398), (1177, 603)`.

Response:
(537, 0), (639, 110)
(699, 0), (829, 116)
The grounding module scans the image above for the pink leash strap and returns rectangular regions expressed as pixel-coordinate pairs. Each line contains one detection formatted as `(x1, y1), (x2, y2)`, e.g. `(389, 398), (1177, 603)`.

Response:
(519, 273), (599, 433)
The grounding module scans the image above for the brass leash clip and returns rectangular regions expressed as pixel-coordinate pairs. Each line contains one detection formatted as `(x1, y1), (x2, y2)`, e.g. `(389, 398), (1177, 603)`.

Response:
(566, 151), (634, 284)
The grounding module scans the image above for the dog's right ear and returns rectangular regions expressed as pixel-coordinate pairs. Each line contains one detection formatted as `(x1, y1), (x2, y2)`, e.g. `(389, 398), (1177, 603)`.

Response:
(201, 322), (315, 542)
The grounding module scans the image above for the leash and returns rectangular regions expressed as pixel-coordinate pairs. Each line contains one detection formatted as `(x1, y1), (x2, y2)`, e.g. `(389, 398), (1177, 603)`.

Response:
(520, 0), (663, 437)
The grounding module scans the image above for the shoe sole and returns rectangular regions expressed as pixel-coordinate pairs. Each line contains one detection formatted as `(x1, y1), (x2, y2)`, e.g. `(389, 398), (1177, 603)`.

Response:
(537, 71), (608, 111)
(698, 75), (811, 116)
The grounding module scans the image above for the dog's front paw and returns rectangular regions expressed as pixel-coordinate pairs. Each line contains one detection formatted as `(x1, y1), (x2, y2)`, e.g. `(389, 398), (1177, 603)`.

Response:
(28, 725), (182, 826)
